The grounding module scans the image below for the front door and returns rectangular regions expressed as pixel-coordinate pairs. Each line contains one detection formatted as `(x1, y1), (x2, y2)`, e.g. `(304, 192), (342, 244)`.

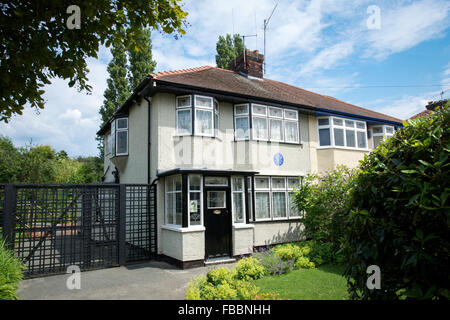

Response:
(204, 187), (231, 259)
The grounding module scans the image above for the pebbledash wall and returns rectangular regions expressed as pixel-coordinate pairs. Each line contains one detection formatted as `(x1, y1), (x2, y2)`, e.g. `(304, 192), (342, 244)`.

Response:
(103, 92), (369, 265)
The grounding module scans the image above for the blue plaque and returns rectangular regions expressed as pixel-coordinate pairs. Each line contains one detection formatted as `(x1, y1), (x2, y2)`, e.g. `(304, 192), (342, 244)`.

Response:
(273, 153), (284, 166)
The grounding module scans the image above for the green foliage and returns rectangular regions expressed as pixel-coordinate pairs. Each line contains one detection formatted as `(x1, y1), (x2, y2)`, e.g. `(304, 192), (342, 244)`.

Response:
(215, 34), (244, 69)
(293, 165), (355, 263)
(186, 267), (260, 300)
(272, 243), (315, 270)
(0, 0), (188, 121)
(0, 136), (103, 183)
(232, 257), (265, 281)
(301, 241), (340, 266)
(0, 238), (25, 300)
(342, 103), (450, 300)
(128, 28), (157, 90)
(254, 250), (295, 275)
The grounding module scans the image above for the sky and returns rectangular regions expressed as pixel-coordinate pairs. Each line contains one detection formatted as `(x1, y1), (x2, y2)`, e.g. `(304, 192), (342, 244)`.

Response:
(1, 0), (449, 157)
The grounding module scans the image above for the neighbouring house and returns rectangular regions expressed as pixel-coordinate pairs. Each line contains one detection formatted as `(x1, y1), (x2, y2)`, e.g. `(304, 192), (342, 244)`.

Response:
(97, 49), (402, 268)
(409, 99), (448, 120)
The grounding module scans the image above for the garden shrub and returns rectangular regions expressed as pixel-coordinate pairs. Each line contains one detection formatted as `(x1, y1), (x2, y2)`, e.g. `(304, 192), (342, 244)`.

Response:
(342, 103), (450, 300)
(299, 241), (342, 266)
(273, 243), (315, 270)
(253, 250), (295, 275)
(293, 165), (356, 263)
(232, 257), (265, 281)
(186, 267), (260, 300)
(0, 238), (25, 300)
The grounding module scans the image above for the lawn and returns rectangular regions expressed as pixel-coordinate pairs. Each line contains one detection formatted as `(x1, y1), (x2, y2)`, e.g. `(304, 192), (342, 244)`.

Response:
(253, 264), (349, 300)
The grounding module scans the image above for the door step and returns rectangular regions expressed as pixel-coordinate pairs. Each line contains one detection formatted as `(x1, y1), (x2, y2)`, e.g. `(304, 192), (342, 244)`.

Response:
(204, 257), (236, 266)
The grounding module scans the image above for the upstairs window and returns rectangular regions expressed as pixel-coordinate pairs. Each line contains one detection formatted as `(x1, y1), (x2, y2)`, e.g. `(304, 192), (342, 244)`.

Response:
(234, 103), (299, 143)
(318, 117), (367, 150)
(108, 117), (128, 157)
(371, 125), (394, 148)
(176, 95), (219, 137)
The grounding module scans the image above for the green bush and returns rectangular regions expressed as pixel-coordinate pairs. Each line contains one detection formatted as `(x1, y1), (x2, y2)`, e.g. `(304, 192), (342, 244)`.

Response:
(0, 238), (25, 300)
(270, 243), (315, 271)
(293, 165), (356, 260)
(232, 257), (265, 281)
(186, 267), (259, 300)
(298, 241), (342, 266)
(342, 103), (450, 300)
(253, 249), (295, 275)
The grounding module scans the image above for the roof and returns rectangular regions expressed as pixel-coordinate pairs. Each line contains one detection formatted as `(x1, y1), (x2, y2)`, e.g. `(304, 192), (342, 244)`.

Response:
(150, 65), (402, 123)
(409, 109), (433, 120)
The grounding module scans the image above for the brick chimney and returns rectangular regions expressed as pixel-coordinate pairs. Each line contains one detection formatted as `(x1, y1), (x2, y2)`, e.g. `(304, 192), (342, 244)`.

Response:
(229, 49), (264, 78)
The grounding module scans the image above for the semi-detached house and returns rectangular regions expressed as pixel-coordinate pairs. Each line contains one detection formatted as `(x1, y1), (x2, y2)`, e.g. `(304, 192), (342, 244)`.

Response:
(97, 50), (402, 268)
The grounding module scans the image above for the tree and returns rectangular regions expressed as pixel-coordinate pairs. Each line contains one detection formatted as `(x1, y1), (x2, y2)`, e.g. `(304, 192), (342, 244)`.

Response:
(128, 28), (157, 91)
(342, 103), (449, 300)
(0, 0), (188, 122)
(215, 34), (244, 69)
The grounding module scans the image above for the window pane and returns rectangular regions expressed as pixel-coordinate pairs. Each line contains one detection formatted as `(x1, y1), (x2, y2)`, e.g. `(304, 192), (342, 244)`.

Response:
(271, 177), (285, 189)
(356, 122), (366, 129)
(195, 96), (213, 108)
(205, 176), (228, 186)
(177, 96), (191, 108)
(288, 193), (300, 217)
(252, 104), (267, 116)
(235, 116), (249, 139)
(117, 131), (128, 154)
(319, 128), (331, 146)
(372, 127), (383, 134)
(357, 131), (367, 149)
(288, 178), (300, 190)
(334, 128), (344, 146)
(345, 120), (355, 128)
(174, 175), (182, 191)
(253, 117), (268, 140)
(254, 177), (269, 189)
(175, 193), (182, 225)
(232, 177), (244, 191)
(189, 175), (201, 191)
(166, 193), (174, 224)
(269, 107), (283, 118)
(284, 110), (298, 120)
(235, 104), (249, 115)
(333, 118), (343, 126)
(318, 118), (329, 126)
(177, 109), (191, 134)
(385, 126), (394, 134)
(373, 136), (384, 148)
(195, 109), (213, 135)
(189, 192), (201, 226)
(117, 118), (128, 129)
(207, 191), (226, 208)
(233, 193), (244, 223)
(285, 121), (299, 143)
(255, 193), (270, 219)
(272, 192), (286, 218)
(270, 119), (283, 141)
(346, 130), (356, 147)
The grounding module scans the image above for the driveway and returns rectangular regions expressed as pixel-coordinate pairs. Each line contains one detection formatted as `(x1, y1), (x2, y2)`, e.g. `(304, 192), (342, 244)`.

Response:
(18, 260), (235, 300)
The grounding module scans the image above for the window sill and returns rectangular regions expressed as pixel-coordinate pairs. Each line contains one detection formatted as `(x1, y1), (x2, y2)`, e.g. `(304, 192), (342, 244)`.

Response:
(161, 225), (205, 233)
(316, 146), (370, 152)
(233, 140), (302, 146)
(251, 217), (303, 223)
(233, 223), (254, 229)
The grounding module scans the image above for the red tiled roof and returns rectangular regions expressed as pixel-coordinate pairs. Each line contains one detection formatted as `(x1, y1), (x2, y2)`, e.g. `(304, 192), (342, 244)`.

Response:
(150, 66), (402, 123)
(409, 109), (432, 120)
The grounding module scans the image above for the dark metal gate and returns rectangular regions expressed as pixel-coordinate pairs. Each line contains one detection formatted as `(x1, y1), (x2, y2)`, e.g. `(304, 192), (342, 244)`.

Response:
(0, 183), (157, 278)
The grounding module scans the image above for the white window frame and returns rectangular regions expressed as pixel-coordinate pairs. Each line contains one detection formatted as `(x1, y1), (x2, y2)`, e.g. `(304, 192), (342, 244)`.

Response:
(165, 175), (182, 227)
(371, 125), (394, 148)
(187, 174), (203, 228)
(115, 117), (129, 156)
(317, 116), (368, 151)
(194, 95), (214, 137)
(234, 104), (250, 141)
(231, 176), (246, 225)
(176, 95), (192, 136)
(287, 177), (302, 218)
(271, 177), (288, 220)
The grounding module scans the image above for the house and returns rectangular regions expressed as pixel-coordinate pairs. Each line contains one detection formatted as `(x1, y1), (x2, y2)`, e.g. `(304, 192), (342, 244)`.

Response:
(409, 99), (448, 120)
(97, 49), (402, 268)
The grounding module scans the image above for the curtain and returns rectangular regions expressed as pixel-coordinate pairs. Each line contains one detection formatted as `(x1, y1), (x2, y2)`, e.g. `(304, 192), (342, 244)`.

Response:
(196, 109), (212, 135)
(255, 193), (270, 219)
(272, 192), (286, 218)
(270, 119), (283, 140)
(285, 121), (298, 142)
(177, 109), (191, 134)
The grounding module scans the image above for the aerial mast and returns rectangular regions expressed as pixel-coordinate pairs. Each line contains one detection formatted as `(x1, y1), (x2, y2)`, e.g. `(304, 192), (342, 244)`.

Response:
(263, 3), (278, 75)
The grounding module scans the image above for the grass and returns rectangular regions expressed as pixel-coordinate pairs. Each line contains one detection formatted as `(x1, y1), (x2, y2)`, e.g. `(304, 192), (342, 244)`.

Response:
(253, 264), (349, 300)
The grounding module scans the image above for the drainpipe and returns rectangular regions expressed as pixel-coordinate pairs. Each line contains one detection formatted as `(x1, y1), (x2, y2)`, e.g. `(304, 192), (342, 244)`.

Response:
(144, 96), (152, 184)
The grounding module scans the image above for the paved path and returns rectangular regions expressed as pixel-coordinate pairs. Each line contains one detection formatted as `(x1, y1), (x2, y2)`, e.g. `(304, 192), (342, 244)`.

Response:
(18, 260), (235, 300)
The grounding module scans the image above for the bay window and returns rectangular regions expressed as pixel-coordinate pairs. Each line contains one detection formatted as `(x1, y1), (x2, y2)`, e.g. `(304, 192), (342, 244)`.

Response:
(165, 175), (183, 226)
(107, 117), (128, 157)
(195, 95), (214, 136)
(176, 95), (219, 137)
(176, 95), (192, 135)
(234, 103), (300, 143)
(318, 117), (367, 150)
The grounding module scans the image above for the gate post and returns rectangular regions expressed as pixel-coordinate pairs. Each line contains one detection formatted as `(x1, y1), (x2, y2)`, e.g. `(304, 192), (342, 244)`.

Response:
(118, 184), (126, 265)
(2, 184), (16, 249)
(81, 187), (92, 269)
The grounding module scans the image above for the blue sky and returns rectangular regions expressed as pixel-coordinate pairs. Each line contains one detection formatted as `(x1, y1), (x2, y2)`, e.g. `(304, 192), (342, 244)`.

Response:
(1, 0), (449, 157)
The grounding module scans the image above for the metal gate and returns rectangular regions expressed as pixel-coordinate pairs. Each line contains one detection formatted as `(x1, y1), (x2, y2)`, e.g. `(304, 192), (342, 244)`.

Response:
(0, 183), (157, 278)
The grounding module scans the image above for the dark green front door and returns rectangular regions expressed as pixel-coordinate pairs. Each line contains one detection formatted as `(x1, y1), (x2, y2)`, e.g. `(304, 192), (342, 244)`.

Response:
(204, 188), (231, 259)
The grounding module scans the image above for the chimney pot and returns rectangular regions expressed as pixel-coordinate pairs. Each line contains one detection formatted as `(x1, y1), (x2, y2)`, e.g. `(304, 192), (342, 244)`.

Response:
(229, 49), (264, 78)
